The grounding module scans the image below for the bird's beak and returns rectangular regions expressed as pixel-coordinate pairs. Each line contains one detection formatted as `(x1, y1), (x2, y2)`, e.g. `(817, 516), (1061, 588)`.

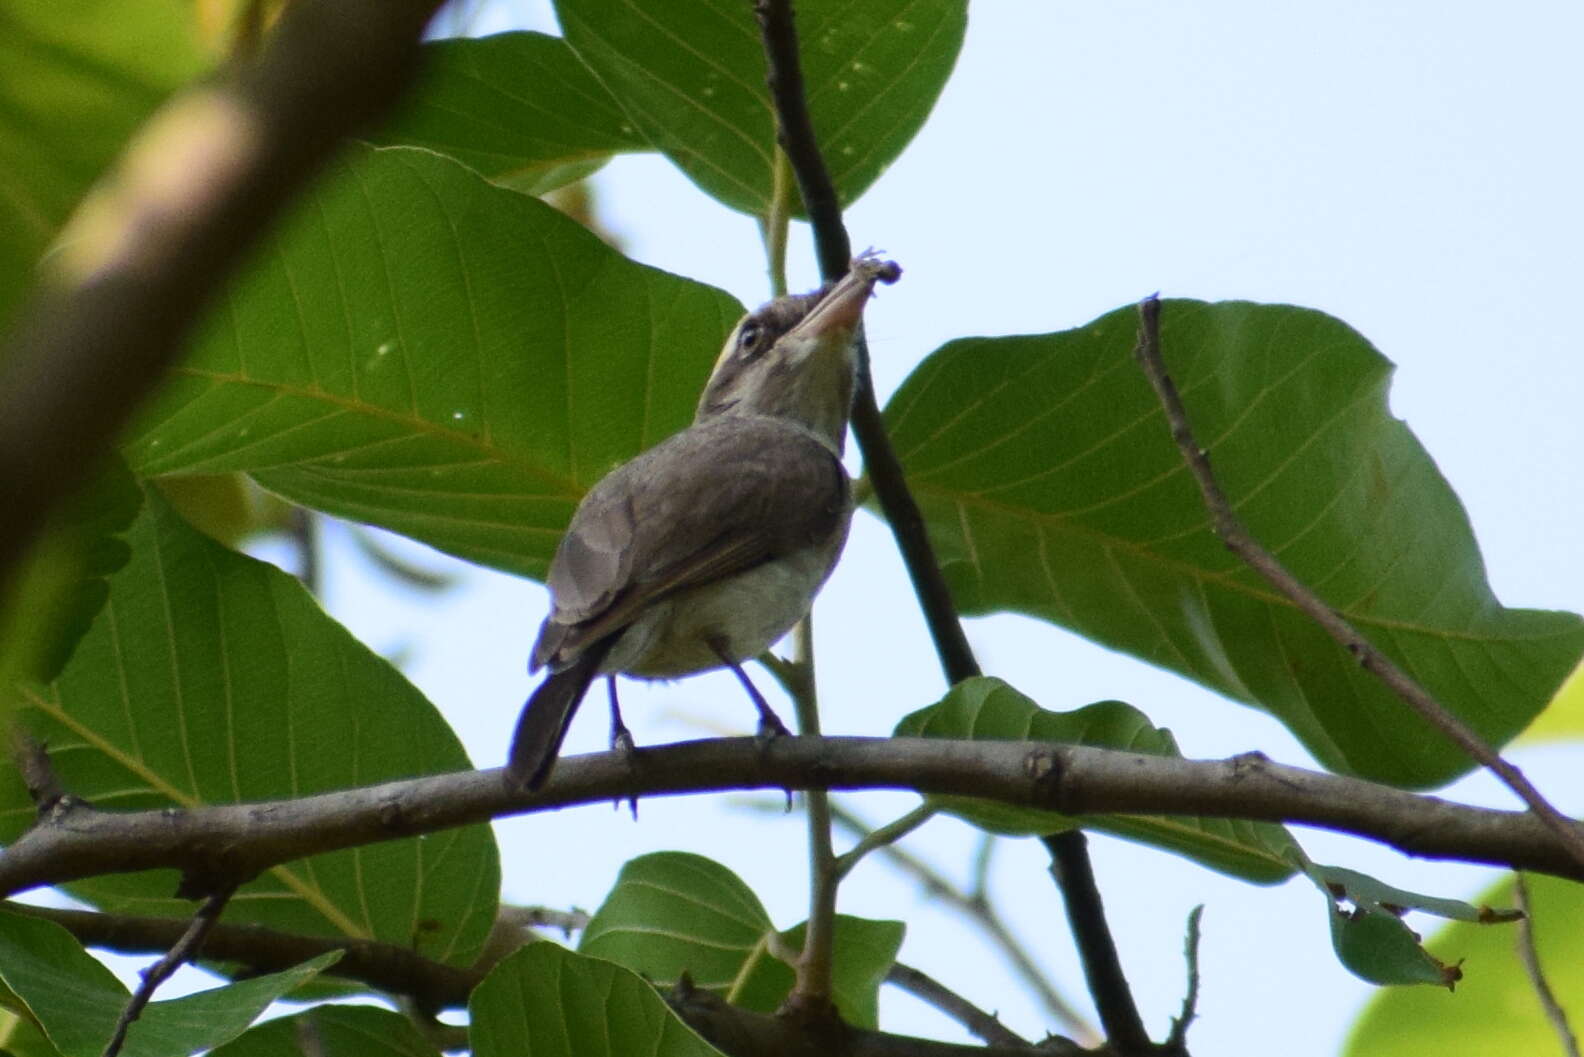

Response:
(787, 257), (901, 347)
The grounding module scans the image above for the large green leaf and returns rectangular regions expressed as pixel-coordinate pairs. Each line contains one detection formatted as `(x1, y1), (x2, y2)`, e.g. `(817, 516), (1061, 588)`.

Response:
(0, 908), (335, 1057)
(470, 943), (726, 1057)
(1346, 873), (1583, 1055)
(0, 0), (206, 325)
(881, 301), (1584, 787)
(122, 142), (739, 579)
(370, 31), (649, 195)
(554, 0), (965, 218)
(896, 677), (1298, 884)
(0, 492), (499, 968)
(209, 1006), (440, 1057)
(580, 851), (902, 1028)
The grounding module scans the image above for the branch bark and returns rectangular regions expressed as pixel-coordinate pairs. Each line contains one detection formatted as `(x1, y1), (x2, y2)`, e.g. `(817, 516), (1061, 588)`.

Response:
(5, 736), (1583, 901)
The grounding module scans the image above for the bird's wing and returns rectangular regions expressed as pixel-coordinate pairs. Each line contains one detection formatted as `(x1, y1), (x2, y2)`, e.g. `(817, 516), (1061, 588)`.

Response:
(531, 416), (849, 669)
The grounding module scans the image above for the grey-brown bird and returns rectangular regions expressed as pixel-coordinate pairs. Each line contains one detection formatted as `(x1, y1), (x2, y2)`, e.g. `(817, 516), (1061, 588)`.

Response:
(508, 256), (900, 789)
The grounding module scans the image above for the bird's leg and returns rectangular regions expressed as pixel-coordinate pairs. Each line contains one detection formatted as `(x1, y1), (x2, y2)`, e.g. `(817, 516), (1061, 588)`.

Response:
(607, 676), (639, 819)
(707, 636), (791, 742)
(607, 676), (635, 756)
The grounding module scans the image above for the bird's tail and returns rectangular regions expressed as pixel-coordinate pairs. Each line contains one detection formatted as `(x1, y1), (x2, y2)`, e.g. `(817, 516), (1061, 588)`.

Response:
(507, 636), (615, 790)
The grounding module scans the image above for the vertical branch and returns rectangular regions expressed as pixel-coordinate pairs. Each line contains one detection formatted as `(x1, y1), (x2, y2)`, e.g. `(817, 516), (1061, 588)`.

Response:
(1132, 296), (1584, 872)
(788, 617), (839, 1010)
(102, 886), (237, 1057)
(1043, 833), (1152, 1054)
(1514, 875), (1580, 1057)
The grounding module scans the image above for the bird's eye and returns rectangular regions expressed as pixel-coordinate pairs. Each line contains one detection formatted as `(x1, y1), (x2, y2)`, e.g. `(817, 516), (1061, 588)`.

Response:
(737, 321), (762, 351)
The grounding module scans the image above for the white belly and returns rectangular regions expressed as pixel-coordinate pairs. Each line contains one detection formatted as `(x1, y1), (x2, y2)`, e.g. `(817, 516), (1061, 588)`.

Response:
(601, 544), (837, 678)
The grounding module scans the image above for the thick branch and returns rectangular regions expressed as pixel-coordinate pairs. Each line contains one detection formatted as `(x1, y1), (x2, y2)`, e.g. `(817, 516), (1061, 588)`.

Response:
(1131, 296), (1584, 871)
(5, 737), (1584, 900)
(0, 0), (442, 587)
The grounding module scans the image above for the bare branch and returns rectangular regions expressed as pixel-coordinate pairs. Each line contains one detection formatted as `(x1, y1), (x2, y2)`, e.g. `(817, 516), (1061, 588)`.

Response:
(1164, 906), (1204, 1053)
(885, 961), (1032, 1048)
(1131, 295), (1584, 872)
(0, 0), (443, 589)
(102, 886), (235, 1057)
(1514, 875), (1580, 1057)
(1044, 832), (1151, 1053)
(5, 738), (1580, 902)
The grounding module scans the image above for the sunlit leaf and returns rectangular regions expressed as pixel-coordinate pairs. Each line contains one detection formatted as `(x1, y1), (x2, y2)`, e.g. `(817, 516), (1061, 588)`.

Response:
(881, 301), (1584, 786)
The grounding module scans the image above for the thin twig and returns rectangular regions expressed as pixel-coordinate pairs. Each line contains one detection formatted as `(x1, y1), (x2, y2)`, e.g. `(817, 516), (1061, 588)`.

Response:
(886, 961), (1031, 1048)
(1131, 296), (1584, 872)
(0, 0), (442, 592)
(1164, 905), (1204, 1053)
(102, 885), (236, 1057)
(829, 803), (1098, 1044)
(831, 803), (937, 881)
(1043, 832), (1151, 1053)
(1514, 875), (1580, 1057)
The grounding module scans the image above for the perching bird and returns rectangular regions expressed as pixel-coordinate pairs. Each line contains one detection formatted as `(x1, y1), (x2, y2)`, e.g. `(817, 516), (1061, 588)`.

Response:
(508, 256), (901, 789)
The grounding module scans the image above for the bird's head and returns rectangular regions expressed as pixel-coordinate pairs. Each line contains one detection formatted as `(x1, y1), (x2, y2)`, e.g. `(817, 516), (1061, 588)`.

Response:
(696, 256), (900, 449)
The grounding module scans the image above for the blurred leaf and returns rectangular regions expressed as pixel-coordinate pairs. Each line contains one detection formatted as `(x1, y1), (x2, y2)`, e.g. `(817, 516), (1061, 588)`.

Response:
(124, 143), (740, 580)
(0, 1007), (61, 1057)
(580, 852), (902, 1027)
(470, 943), (726, 1057)
(553, 0), (965, 218)
(209, 1005), (439, 1057)
(1521, 658), (1584, 743)
(0, 908), (335, 1057)
(0, 459), (141, 694)
(0, 492), (499, 969)
(153, 474), (289, 546)
(897, 677), (1298, 884)
(1346, 873), (1583, 1055)
(370, 31), (647, 195)
(0, 0), (206, 325)
(881, 301), (1584, 787)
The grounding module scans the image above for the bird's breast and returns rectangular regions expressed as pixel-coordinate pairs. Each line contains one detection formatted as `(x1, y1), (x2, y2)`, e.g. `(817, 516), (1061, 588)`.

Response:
(601, 532), (846, 679)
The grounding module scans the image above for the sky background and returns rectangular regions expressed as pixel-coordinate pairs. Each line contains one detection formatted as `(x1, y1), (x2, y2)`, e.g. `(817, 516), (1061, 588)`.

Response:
(109, 2), (1584, 1053)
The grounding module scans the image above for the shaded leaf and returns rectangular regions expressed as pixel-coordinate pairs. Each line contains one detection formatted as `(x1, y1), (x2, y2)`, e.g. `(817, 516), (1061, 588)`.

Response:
(554, 0), (965, 217)
(0, 492), (499, 969)
(124, 143), (740, 579)
(1311, 863), (1518, 924)
(897, 677), (1298, 883)
(881, 300), (1584, 787)
(370, 32), (647, 195)
(1520, 658), (1584, 743)
(470, 943), (725, 1057)
(0, 459), (140, 692)
(580, 852), (903, 1027)
(0, 908), (335, 1057)
(209, 1005), (439, 1057)
(0, 0), (206, 324)
(1346, 873), (1583, 1055)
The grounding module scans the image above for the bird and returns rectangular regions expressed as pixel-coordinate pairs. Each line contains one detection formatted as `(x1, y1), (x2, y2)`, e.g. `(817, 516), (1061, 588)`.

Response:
(507, 256), (901, 790)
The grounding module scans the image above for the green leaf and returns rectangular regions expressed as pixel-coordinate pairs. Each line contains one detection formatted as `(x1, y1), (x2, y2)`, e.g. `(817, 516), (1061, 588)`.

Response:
(897, 677), (1298, 884)
(1310, 863), (1518, 924)
(1346, 873), (1582, 1055)
(209, 1005), (440, 1057)
(0, 908), (336, 1057)
(580, 852), (776, 995)
(369, 32), (648, 195)
(553, 0), (965, 218)
(0, 458), (141, 694)
(470, 943), (726, 1057)
(1520, 658), (1584, 743)
(0, 1008), (61, 1057)
(0, 491), (499, 968)
(881, 301), (1584, 787)
(0, 0), (206, 325)
(580, 852), (902, 1027)
(124, 143), (740, 579)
